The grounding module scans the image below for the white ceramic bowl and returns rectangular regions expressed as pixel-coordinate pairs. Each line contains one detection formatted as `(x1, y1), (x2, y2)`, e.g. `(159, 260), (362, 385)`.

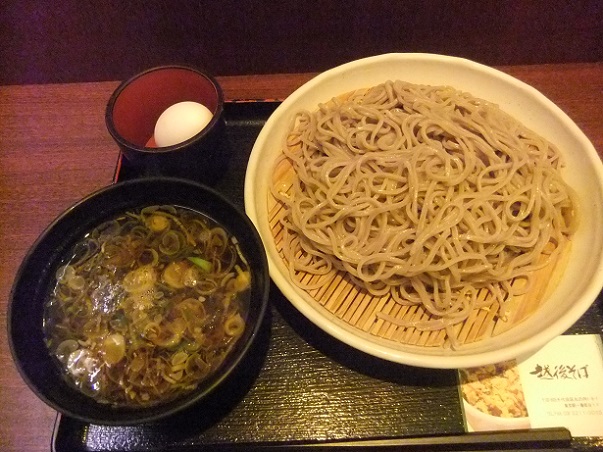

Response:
(462, 400), (531, 432)
(244, 53), (603, 368)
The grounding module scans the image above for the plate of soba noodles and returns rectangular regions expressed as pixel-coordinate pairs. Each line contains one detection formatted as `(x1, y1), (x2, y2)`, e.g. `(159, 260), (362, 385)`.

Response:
(244, 53), (603, 368)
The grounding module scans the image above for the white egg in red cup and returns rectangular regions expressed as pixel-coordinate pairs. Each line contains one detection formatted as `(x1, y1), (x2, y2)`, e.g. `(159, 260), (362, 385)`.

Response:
(105, 65), (226, 184)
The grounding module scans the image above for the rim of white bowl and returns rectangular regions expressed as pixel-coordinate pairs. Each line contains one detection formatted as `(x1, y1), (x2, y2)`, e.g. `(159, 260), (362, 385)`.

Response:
(244, 53), (603, 369)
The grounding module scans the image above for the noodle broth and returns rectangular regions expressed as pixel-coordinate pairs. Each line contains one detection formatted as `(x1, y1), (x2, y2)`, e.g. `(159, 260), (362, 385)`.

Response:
(43, 205), (251, 407)
(269, 80), (576, 349)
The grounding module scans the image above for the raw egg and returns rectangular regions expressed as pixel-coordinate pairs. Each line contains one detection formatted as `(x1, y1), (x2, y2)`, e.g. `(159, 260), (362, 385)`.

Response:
(153, 101), (213, 147)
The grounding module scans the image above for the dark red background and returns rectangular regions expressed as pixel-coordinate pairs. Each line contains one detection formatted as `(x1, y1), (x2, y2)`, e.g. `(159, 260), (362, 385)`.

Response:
(1, 0), (601, 86)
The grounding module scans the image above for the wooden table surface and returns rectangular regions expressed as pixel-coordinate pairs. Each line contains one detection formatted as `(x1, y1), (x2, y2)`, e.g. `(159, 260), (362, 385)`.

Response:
(1, 65), (602, 451)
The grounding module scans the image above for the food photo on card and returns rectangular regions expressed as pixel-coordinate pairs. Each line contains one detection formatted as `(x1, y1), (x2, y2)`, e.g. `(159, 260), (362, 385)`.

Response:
(459, 334), (603, 437)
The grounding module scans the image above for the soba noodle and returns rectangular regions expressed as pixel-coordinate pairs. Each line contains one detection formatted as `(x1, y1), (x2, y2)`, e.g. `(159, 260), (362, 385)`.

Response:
(270, 80), (577, 347)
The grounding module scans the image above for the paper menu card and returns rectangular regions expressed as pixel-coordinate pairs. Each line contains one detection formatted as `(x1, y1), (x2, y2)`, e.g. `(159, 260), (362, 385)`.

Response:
(459, 334), (603, 437)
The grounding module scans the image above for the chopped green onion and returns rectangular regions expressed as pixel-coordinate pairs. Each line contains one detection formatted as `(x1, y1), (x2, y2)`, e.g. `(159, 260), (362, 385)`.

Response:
(187, 256), (212, 272)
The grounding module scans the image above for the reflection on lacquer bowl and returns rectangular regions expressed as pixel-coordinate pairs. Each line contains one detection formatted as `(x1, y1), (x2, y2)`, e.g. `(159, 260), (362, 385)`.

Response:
(244, 53), (603, 369)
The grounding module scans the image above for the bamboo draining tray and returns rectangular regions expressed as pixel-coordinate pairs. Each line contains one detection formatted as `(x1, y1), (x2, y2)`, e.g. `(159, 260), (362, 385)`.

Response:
(268, 156), (568, 349)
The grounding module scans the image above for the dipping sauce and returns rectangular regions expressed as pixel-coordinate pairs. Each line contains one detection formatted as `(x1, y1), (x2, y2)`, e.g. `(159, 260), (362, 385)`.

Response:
(43, 205), (251, 407)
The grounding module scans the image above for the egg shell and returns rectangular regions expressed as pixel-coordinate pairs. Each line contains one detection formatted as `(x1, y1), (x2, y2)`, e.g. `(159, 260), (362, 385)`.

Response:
(154, 101), (213, 147)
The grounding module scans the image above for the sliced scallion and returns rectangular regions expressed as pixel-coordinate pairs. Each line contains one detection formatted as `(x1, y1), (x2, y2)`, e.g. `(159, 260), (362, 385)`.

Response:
(187, 256), (212, 272)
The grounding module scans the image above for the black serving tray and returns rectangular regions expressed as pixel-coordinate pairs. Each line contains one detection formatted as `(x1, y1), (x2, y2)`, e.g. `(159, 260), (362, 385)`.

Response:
(52, 101), (603, 452)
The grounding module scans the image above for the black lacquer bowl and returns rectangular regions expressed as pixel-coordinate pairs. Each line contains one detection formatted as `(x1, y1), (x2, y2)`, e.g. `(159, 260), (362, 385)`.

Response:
(8, 177), (270, 425)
